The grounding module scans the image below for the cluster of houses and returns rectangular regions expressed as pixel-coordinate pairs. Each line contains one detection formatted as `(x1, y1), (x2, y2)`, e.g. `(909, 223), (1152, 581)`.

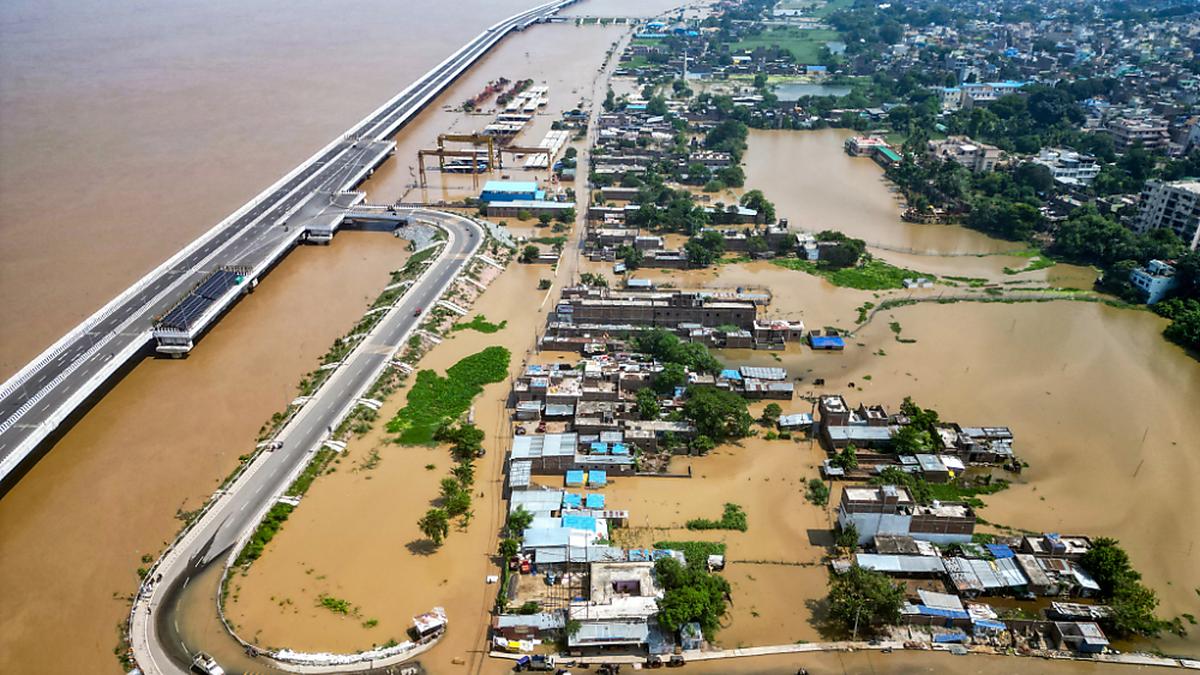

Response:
(496, 352), (740, 657)
(834, 484), (1110, 653)
(809, 391), (1115, 653)
(540, 285), (827, 354)
(815, 395), (1018, 480)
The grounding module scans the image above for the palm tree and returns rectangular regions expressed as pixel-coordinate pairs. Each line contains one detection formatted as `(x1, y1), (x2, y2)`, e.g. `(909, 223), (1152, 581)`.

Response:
(418, 508), (450, 545)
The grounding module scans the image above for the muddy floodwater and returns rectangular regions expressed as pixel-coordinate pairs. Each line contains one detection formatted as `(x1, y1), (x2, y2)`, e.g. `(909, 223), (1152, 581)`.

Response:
(0, 232), (411, 673)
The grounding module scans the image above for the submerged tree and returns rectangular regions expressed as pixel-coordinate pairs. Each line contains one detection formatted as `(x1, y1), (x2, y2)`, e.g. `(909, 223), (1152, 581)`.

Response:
(826, 565), (904, 638)
(418, 507), (450, 546)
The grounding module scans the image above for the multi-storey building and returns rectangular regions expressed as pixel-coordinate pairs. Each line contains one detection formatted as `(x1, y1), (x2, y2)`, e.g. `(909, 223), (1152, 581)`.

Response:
(1133, 180), (1200, 250)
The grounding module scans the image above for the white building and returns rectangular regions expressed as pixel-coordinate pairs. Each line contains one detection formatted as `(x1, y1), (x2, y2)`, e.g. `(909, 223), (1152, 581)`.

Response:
(1133, 180), (1200, 251)
(928, 136), (1002, 173)
(1031, 148), (1100, 187)
(1129, 259), (1180, 304)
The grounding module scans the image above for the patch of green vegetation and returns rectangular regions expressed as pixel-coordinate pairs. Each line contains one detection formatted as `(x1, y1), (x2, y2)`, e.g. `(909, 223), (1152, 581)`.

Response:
(530, 235), (567, 247)
(771, 257), (934, 291)
(686, 503), (748, 532)
(1004, 255), (1057, 275)
(655, 541), (728, 568)
(731, 27), (841, 63)
(855, 301), (875, 323)
(318, 595), (355, 615)
(805, 478), (830, 506)
(235, 503), (294, 567)
(386, 347), (511, 444)
(451, 315), (508, 334)
(943, 275), (989, 288)
(286, 448), (337, 497)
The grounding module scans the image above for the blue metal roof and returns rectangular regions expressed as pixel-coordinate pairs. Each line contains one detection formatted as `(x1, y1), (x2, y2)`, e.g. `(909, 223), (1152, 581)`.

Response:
(562, 514), (597, 531)
(585, 493), (606, 509)
(986, 544), (1015, 559)
(589, 470), (608, 486)
(482, 180), (538, 192)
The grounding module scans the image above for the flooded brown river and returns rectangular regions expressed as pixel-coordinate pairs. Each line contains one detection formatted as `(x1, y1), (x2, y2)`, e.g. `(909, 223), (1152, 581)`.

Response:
(2, 2), (1198, 674)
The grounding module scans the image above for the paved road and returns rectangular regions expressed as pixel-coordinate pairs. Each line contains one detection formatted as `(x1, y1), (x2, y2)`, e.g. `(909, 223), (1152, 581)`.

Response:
(0, 0), (575, 486)
(134, 209), (482, 675)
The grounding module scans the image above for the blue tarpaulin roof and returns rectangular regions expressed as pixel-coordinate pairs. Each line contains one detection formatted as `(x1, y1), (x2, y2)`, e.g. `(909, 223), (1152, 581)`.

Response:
(585, 494), (605, 509)
(588, 470), (607, 486)
(720, 369), (743, 381)
(916, 605), (970, 620)
(562, 514), (597, 531)
(973, 618), (1008, 632)
(565, 470), (585, 486)
(933, 630), (968, 643)
(810, 335), (846, 349)
(986, 544), (1015, 559)
(628, 548), (652, 562)
(562, 493), (582, 508)
(612, 443), (629, 455)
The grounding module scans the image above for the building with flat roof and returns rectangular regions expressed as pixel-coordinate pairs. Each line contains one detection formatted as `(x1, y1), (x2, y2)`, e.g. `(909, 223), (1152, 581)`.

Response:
(568, 561), (662, 651)
(1106, 116), (1169, 152)
(1133, 180), (1200, 251)
(1129, 259), (1180, 304)
(837, 485), (976, 545)
(927, 136), (1002, 173)
(1031, 148), (1100, 186)
(480, 180), (544, 202)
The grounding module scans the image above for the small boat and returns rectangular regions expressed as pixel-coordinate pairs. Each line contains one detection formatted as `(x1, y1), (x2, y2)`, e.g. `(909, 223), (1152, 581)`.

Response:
(191, 651), (226, 675)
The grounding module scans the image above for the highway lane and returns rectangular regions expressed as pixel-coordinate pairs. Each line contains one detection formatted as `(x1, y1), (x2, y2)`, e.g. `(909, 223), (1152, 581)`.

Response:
(136, 209), (482, 675)
(0, 0), (573, 479)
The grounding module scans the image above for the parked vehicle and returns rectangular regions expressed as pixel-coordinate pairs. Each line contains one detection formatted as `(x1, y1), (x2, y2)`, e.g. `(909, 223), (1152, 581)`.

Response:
(514, 654), (557, 672)
(413, 307), (423, 317)
(191, 652), (226, 675)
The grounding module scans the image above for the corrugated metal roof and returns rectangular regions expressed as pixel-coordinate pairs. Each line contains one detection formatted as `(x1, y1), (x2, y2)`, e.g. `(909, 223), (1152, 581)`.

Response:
(855, 554), (946, 574)
(739, 366), (787, 381)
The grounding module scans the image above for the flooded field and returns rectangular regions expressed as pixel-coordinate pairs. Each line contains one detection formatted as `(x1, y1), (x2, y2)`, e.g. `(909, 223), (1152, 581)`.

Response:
(743, 128), (1098, 289)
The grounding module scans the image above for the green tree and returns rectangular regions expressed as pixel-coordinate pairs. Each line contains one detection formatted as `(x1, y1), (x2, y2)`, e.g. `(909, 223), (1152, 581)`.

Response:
(835, 521), (859, 548)
(1109, 580), (1164, 638)
(418, 508), (450, 545)
(739, 189), (776, 224)
(691, 435), (715, 454)
(654, 362), (688, 395)
(682, 387), (752, 442)
(636, 388), (662, 420)
(831, 444), (859, 471)
(760, 402), (783, 425)
(444, 490), (471, 518)
(891, 424), (931, 455)
(1080, 537), (1139, 596)
(826, 565), (904, 637)
(686, 230), (726, 267)
(507, 505), (534, 537)
(520, 245), (539, 264)
(499, 538), (520, 559)
(440, 477), (462, 501)
(653, 557), (731, 636)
